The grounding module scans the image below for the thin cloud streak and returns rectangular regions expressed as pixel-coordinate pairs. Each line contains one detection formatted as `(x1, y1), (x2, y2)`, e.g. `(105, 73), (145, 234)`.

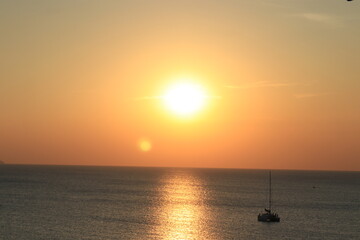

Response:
(292, 13), (343, 27)
(293, 92), (333, 99)
(132, 96), (162, 101)
(225, 81), (299, 89)
(132, 95), (222, 101)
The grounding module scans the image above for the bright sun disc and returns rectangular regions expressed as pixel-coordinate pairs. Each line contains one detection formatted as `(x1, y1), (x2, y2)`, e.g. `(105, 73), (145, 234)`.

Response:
(163, 82), (206, 116)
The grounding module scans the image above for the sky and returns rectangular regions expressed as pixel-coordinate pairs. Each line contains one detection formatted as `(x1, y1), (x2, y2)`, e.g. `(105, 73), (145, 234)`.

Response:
(1, 0), (359, 171)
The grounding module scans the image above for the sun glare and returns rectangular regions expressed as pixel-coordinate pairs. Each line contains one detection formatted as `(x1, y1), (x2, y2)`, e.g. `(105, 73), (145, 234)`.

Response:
(163, 81), (207, 117)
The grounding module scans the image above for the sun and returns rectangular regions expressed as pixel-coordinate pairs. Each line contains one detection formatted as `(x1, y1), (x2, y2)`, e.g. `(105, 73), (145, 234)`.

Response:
(163, 81), (207, 116)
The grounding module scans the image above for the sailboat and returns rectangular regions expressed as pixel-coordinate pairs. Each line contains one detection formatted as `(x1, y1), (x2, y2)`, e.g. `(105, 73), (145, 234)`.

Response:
(258, 171), (280, 222)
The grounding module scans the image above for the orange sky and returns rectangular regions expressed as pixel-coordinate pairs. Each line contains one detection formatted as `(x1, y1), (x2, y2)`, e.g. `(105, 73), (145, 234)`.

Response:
(1, 1), (360, 171)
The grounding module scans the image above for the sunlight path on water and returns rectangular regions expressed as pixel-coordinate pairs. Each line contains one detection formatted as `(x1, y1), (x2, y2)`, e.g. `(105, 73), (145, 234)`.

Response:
(153, 170), (216, 239)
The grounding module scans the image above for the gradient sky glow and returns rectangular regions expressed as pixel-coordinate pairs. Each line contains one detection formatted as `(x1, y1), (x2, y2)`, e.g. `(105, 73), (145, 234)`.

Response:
(1, 0), (359, 171)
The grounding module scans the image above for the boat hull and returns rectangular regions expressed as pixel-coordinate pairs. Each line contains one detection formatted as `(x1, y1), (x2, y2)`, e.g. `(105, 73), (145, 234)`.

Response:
(258, 213), (280, 222)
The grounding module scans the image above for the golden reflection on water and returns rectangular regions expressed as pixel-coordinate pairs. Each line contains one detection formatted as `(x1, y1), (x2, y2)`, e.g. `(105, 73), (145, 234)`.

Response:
(156, 171), (210, 240)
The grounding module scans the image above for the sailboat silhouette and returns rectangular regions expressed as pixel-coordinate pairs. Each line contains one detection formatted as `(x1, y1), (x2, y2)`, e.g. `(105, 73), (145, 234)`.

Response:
(258, 171), (280, 222)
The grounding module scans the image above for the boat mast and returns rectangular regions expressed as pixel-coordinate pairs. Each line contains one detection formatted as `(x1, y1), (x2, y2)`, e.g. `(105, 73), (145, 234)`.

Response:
(269, 171), (272, 212)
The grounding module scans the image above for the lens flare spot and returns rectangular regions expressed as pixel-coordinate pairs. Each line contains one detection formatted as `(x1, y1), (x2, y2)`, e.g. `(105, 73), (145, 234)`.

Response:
(139, 139), (152, 152)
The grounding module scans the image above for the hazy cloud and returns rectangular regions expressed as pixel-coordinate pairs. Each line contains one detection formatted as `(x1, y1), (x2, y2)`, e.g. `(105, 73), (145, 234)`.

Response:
(132, 96), (162, 101)
(292, 13), (343, 27)
(133, 95), (222, 101)
(293, 92), (333, 99)
(225, 81), (299, 89)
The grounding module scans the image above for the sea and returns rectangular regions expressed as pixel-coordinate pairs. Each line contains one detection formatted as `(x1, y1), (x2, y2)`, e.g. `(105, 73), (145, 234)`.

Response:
(0, 165), (359, 240)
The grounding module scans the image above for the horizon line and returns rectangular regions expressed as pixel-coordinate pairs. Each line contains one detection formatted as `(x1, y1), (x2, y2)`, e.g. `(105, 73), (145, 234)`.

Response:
(1, 163), (358, 173)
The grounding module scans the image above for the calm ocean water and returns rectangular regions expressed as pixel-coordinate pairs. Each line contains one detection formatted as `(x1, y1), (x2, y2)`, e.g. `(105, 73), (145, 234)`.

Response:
(0, 165), (359, 240)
